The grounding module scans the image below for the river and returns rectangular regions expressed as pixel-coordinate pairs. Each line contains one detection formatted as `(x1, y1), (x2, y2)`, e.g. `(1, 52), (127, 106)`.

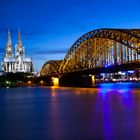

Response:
(0, 83), (140, 140)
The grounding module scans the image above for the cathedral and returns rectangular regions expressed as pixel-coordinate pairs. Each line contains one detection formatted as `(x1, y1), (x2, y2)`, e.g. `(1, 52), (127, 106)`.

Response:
(2, 30), (33, 73)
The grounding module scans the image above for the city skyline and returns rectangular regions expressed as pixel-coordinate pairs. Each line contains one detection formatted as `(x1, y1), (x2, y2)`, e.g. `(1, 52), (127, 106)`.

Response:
(0, 0), (140, 71)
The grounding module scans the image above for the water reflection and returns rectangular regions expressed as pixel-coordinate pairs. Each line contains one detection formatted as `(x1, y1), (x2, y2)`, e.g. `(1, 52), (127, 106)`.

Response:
(102, 97), (114, 140)
(95, 83), (136, 140)
(98, 83), (132, 98)
(49, 87), (63, 139)
(0, 84), (140, 140)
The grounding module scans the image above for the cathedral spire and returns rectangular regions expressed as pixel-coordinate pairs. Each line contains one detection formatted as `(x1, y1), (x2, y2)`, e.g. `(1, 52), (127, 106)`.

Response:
(7, 29), (12, 47)
(18, 29), (22, 45)
(16, 29), (24, 57)
(3, 29), (33, 73)
(5, 29), (13, 58)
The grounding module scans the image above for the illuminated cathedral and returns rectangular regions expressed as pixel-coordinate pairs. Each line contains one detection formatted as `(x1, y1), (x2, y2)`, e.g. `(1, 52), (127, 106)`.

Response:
(2, 30), (33, 73)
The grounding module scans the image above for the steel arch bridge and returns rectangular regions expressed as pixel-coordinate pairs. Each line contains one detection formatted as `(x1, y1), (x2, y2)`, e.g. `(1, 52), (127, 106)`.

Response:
(40, 60), (62, 76)
(41, 28), (140, 76)
(60, 28), (140, 73)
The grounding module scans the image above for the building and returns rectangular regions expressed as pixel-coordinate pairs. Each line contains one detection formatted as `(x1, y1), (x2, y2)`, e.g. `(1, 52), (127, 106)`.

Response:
(2, 30), (33, 73)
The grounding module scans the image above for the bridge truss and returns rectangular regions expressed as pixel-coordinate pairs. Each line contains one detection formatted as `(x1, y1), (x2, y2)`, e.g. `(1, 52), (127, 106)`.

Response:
(60, 29), (140, 73)
(40, 60), (62, 76)
(41, 29), (140, 76)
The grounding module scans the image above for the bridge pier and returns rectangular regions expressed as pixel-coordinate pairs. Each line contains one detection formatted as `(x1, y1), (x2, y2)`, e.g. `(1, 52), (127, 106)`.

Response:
(91, 75), (95, 86)
(52, 77), (59, 86)
(59, 75), (94, 87)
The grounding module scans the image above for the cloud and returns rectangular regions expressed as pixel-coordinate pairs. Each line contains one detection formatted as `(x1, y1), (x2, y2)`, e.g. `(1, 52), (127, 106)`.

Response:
(33, 49), (67, 55)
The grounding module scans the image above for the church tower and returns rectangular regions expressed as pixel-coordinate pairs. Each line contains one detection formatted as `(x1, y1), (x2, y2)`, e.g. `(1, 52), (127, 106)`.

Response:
(15, 29), (24, 57)
(2, 29), (33, 73)
(5, 30), (13, 58)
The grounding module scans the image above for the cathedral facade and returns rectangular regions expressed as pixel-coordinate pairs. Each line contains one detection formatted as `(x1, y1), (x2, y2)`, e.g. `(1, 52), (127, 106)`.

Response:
(2, 30), (33, 73)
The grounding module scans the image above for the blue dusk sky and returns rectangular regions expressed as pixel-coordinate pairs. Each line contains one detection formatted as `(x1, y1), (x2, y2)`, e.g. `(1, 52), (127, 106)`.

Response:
(0, 0), (140, 71)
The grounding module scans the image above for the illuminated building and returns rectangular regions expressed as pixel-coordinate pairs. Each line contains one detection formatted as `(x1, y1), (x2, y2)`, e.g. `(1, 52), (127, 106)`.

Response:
(2, 30), (33, 73)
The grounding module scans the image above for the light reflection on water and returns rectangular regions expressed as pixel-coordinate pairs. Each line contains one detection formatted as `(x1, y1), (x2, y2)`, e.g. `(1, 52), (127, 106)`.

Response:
(0, 83), (140, 140)
(95, 83), (136, 140)
(99, 82), (132, 93)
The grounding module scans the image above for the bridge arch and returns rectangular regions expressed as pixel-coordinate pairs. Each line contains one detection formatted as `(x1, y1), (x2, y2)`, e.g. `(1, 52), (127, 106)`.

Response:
(60, 28), (140, 73)
(40, 60), (62, 76)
